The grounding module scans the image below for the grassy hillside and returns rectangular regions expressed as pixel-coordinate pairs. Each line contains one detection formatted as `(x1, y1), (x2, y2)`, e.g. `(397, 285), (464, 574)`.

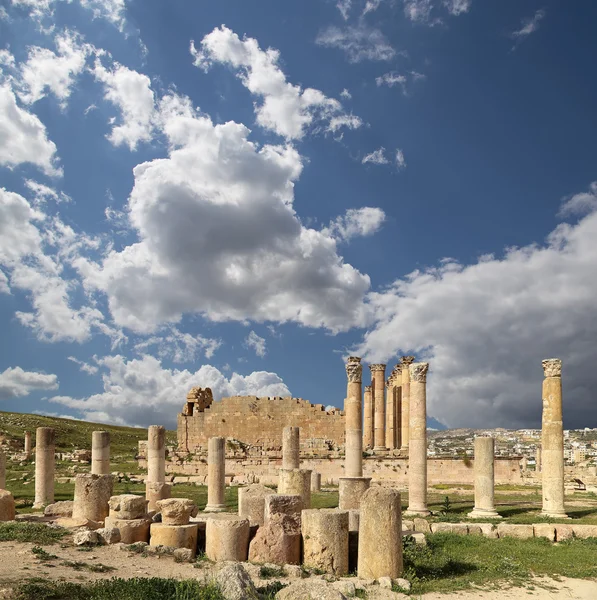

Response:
(0, 411), (177, 455)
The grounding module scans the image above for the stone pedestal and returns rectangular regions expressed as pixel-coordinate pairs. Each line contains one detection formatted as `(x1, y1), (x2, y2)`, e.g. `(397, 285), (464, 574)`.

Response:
(104, 516), (151, 544)
(33, 427), (55, 508)
(157, 498), (198, 525)
(358, 487), (403, 579)
(24, 431), (32, 459)
(72, 473), (113, 523)
(91, 431), (110, 475)
(371, 364), (387, 450)
(338, 477), (371, 510)
(310, 471), (321, 493)
(205, 515), (250, 562)
(108, 494), (148, 520)
(468, 437), (500, 519)
(405, 362), (430, 516)
(541, 359), (567, 518)
(205, 437), (226, 512)
(0, 490), (15, 521)
(146, 481), (171, 512)
(282, 427), (300, 470)
(363, 386), (374, 449)
(278, 468), (311, 509)
(150, 522), (198, 556)
(302, 508), (349, 576)
(400, 357), (414, 450)
(238, 484), (272, 527)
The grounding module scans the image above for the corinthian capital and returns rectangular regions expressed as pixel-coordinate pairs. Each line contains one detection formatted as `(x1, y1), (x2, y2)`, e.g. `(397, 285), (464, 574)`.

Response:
(409, 362), (429, 383)
(542, 358), (562, 378)
(364, 385), (372, 392)
(346, 356), (362, 383)
(369, 363), (386, 373)
(401, 355), (415, 366)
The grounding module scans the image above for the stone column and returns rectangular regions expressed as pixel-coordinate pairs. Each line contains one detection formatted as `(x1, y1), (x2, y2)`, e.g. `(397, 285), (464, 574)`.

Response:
(278, 468), (312, 509)
(205, 436), (227, 512)
(541, 359), (567, 518)
(385, 378), (395, 450)
(146, 425), (170, 511)
(91, 431), (110, 475)
(339, 357), (371, 510)
(33, 427), (55, 508)
(405, 362), (430, 516)
(282, 427), (300, 470)
(0, 450), (5, 489)
(536, 446), (542, 473)
(370, 364), (387, 450)
(302, 508), (349, 576)
(311, 471), (321, 493)
(24, 431), (32, 459)
(363, 386), (374, 449)
(467, 437), (500, 518)
(72, 473), (113, 522)
(400, 356), (415, 450)
(394, 380), (402, 450)
(358, 487), (403, 579)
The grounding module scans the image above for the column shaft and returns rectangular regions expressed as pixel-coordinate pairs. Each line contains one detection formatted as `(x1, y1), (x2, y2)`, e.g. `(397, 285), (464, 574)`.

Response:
(0, 451), (5, 489)
(385, 381), (395, 450)
(363, 386), (374, 449)
(394, 385), (402, 449)
(400, 356), (414, 450)
(345, 357), (363, 478)
(34, 427), (55, 508)
(147, 425), (165, 483)
(206, 436), (226, 512)
(91, 431), (110, 475)
(371, 364), (386, 450)
(24, 431), (32, 458)
(282, 427), (300, 470)
(468, 436), (499, 518)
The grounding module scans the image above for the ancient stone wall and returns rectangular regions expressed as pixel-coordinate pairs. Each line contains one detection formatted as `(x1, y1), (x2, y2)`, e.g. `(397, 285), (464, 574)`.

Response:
(177, 395), (345, 453)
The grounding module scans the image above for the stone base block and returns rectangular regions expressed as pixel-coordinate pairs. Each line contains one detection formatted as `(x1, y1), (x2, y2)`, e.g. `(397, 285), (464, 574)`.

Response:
(467, 509), (501, 519)
(404, 509), (431, 517)
(205, 514), (250, 562)
(278, 469), (311, 509)
(497, 523), (534, 539)
(150, 523), (198, 556)
(571, 524), (597, 539)
(265, 495), (303, 526)
(0, 490), (15, 522)
(533, 524), (556, 541)
(338, 477), (371, 510)
(146, 482), (171, 512)
(302, 508), (349, 576)
(238, 484), (272, 527)
(104, 516), (151, 544)
(108, 494), (148, 520)
(541, 510), (569, 519)
(204, 503), (227, 513)
(555, 524), (574, 541)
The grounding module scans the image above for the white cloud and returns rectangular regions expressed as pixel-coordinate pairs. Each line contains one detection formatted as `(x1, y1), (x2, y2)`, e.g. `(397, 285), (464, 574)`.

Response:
(93, 58), (156, 150)
(50, 354), (290, 427)
(336, 0), (351, 20)
(395, 148), (406, 169)
(558, 181), (597, 217)
(25, 180), (71, 204)
(376, 72), (407, 92)
(18, 30), (93, 107)
(316, 24), (396, 63)
(134, 326), (222, 362)
(324, 207), (386, 242)
(245, 330), (266, 357)
(356, 181), (597, 429)
(362, 147), (389, 165)
(0, 270), (8, 294)
(74, 91), (371, 334)
(511, 9), (546, 45)
(403, 0), (433, 23)
(191, 26), (362, 140)
(340, 88), (351, 100)
(0, 366), (58, 399)
(443, 0), (471, 16)
(67, 355), (99, 374)
(0, 83), (61, 176)
(363, 0), (382, 15)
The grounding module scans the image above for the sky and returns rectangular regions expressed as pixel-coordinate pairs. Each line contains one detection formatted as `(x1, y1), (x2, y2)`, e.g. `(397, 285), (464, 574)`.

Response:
(0, 0), (596, 432)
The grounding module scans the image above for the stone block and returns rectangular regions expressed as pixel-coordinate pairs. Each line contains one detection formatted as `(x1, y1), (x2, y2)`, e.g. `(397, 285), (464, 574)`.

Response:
(275, 581), (346, 600)
(173, 548), (194, 563)
(72, 474), (113, 523)
(212, 563), (257, 600)
(156, 498), (198, 525)
(302, 508), (349, 576)
(555, 524), (574, 541)
(96, 527), (121, 545)
(150, 523), (199, 557)
(497, 523), (534, 539)
(571, 524), (597, 539)
(108, 494), (148, 520)
(73, 529), (101, 546)
(205, 514), (250, 562)
(477, 523), (498, 538)
(264, 494), (303, 526)
(248, 513), (301, 565)
(44, 501), (73, 518)
(238, 484), (272, 527)
(413, 518), (431, 533)
(104, 516), (151, 544)
(533, 523), (556, 541)
(0, 490), (15, 522)
(55, 517), (100, 529)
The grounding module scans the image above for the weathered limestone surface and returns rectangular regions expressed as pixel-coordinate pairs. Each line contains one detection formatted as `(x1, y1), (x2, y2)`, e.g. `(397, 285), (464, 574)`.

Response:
(497, 523), (534, 539)
(282, 427), (300, 470)
(238, 484), (271, 527)
(310, 471), (321, 493)
(44, 501), (74, 518)
(248, 513), (301, 565)
(302, 508), (349, 576)
(264, 494), (303, 526)
(0, 490), (15, 521)
(72, 473), (113, 523)
(278, 468), (311, 509)
(358, 487), (403, 579)
(468, 436), (500, 519)
(205, 514), (250, 561)
(34, 427), (55, 508)
(91, 431), (110, 476)
(536, 446), (542, 473)
(338, 477), (371, 510)
(147, 425), (166, 483)
(178, 395), (345, 453)
(541, 359), (567, 518)
(533, 524), (556, 541)
(104, 516), (151, 544)
(24, 431), (32, 458)
(405, 363), (430, 516)
(345, 357), (363, 478)
(206, 437), (226, 512)
(108, 494), (148, 520)
(145, 482), (171, 512)
(150, 522), (199, 555)
(400, 357), (415, 450)
(371, 364), (387, 450)
(157, 498), (198, 525)
(363, 386), (374, 449)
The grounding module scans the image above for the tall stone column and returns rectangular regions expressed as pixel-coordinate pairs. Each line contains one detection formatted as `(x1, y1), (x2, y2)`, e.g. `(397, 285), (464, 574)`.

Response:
(282, 427), (300, 470)
(205, 436), (227, 512)
(394, 379), (402, 450)
(370, 364), (387, 451)
(339, 357), (371, 510)
(385, 378), (395, 450)
(24, 431), (32, 459)
(405, 362), (430, 516)
(467, 436), (500, 518)
(146, 425), (170, 511)
(0, 451), (5, 489)
(536, 446), (542, 473)
(400, 356), (415, 450)
(33, 427), (55, 508)
(541, 359), (567, 518)
(91, 431), (110, 475)
(363, 386), (374, 449)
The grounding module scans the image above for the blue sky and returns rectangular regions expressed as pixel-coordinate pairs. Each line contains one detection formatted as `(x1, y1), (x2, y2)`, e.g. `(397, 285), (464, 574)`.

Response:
(1, 0), (596, 431)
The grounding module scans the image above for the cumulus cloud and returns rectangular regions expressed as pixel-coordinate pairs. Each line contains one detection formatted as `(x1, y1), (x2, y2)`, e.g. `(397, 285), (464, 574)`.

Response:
(50, 354), (290, 427)
(316, 24), (395, 63)
(191, 26), (362, 140)
(74, 90), (371, 334)
(25, 180), (71, 205)
(324, 207), (386, 242)
(134, 326), (222, 362)
(356, 181), (597, 430)
(0, 366), (58, 399)
(511, 9), (546, 47)
(443, 0), (471, 16)
(245, 330), (266, 357)
(558, 181), (597, 217)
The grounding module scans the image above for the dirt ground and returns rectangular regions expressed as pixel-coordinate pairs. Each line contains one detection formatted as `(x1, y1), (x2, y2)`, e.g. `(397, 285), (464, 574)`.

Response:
(0, 539), (594, 599)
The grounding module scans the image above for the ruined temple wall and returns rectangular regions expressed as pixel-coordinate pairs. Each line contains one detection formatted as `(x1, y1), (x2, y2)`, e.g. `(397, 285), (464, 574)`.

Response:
(177, 396), (346, 453)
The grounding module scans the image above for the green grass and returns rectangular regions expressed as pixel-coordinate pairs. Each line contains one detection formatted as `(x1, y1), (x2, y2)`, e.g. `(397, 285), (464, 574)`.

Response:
(15, 578), (225, 600)
(258, 565), (287, 579)
(0, 522), (66, 544)
(403, 533), (597, 594)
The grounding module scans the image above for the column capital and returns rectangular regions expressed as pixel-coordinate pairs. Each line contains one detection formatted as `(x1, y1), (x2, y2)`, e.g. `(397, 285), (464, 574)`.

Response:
(369, 364), (386, 373)
(346, 356), (362, 383)
(542, 358), (562, 378)
(409, 362), (429, 383)
(364, 385), (372, 392)
(400, 355), (415, 366)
